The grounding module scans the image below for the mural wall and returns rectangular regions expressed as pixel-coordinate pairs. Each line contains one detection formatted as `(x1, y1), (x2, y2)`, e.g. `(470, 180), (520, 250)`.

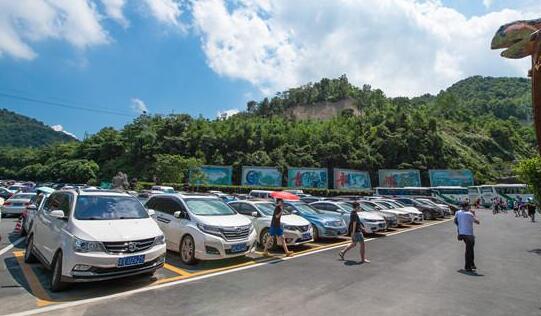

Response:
(378, 169), (421, 187)
(190, 165), (233, 185)
(429, 169), (474, 187)
(241, 166), (282, 187)
(287, 168), (328, 189)
(334, 169), (371, 190)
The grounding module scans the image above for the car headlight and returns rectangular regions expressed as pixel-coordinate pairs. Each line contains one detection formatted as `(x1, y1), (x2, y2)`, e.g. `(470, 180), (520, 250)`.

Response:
(197, 223), (222, 237)
(324, 221), (342, 228)
(283, 225), (296, 231)
(153, 235), (166, 246)
(73, 238), (105, 253)
(248, 224), (255, 234)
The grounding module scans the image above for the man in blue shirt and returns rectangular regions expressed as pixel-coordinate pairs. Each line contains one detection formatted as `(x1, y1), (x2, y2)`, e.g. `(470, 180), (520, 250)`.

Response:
(454, 203), (480, 272)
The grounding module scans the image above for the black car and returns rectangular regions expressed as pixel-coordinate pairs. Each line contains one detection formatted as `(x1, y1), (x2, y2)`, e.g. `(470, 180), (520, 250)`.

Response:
(395, 197), (444, 220)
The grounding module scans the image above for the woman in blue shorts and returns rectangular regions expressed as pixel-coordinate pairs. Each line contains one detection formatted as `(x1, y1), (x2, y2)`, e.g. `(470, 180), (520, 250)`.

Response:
(339, 202), (370, 263)
(263, 198), (294, 257)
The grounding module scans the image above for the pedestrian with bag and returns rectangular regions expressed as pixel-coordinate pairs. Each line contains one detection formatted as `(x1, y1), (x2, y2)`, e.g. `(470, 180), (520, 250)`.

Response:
(339, 202), (370, 263)
(263, 198), (294, 257)
(455, 203), (480, 272)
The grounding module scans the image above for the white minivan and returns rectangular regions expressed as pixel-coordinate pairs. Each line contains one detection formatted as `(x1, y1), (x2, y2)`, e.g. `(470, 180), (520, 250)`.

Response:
(145, 193), (257, 265)
(26, 190), (166, 291)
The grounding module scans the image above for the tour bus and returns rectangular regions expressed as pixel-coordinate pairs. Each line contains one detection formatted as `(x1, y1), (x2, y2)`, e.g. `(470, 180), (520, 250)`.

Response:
(430, 186), (469, 205)
(375, 187), (432, 197)
(468, 186), (481, 203)
(478, 184), (533, 207)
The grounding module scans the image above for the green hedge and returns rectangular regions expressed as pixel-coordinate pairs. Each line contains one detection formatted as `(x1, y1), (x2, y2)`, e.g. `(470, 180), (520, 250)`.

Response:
(135, 181), (372, 197)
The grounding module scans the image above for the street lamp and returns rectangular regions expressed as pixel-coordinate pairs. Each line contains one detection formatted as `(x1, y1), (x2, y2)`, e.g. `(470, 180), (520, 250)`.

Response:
(491, 18), (541, 153)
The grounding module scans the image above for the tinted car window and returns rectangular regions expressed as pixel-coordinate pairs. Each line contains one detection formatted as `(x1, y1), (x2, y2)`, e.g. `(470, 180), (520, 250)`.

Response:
(239, 203), (257, 216)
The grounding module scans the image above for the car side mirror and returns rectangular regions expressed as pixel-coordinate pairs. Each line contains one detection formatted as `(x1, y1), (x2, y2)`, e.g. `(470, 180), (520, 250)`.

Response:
(147, 209), (156, 217)
(291, 209), (299, 214)
(174, 211), (181, 219)
(27, 204), (37, 211)
(251, 211), (258, 217)
(50, 210), (66, 219)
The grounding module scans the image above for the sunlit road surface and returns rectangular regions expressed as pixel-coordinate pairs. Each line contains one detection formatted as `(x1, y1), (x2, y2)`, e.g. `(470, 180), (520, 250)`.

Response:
(1, 211), (540, 316)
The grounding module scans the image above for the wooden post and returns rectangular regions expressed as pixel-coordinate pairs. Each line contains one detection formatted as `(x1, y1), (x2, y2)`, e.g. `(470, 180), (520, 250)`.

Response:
(533, 54), (541, 154)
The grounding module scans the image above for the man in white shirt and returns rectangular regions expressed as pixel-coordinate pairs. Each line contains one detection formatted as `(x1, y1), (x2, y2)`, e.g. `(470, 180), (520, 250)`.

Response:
(455, 203), (480, 272)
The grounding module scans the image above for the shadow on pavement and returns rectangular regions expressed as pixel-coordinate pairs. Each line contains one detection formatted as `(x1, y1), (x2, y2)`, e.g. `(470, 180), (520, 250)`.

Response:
(457, 269), (484, 277)
(528, 249), (541, 255)
(344, 260), (364, 266)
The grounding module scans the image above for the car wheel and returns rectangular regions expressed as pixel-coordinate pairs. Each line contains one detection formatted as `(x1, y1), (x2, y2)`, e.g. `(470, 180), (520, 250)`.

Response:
(312, 225), (319, 241)
(260, 228), (276, 249)
(24, 236), (37, 263)
(50, 251), (67, 292)
(179, 235), (197, 265)
(20, 219), (27, 236)
(423, 211), (431, 220)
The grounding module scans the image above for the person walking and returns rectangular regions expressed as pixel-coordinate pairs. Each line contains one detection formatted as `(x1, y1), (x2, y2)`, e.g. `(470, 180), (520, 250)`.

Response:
(263, 198), (293, 257)
(455, 203), (480, 272)
(513, 200), (520, 217)
(338, 202), (370, 263)
(526, 198), (537, 222)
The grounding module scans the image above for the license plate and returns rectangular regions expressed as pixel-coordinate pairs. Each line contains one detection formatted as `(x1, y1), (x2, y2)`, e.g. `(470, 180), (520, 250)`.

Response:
(118, 255), (145, 267)
(230, 243), (247, 253)
(13, 203), (23, 207)
(302, 232), (311, 240)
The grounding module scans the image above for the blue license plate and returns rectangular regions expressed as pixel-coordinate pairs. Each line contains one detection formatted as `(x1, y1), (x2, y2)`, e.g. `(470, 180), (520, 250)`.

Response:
(302, 232), (311, 240)
(118, 255), (145, 267)
(230, 243), (247, 253)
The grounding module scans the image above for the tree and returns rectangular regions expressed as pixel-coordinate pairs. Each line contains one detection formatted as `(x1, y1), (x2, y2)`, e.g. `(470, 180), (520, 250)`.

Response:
(153, 154), (202, 183)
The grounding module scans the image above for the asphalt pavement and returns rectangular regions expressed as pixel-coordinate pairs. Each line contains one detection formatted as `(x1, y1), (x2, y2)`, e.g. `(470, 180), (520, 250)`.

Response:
(19, 210), (540, 316)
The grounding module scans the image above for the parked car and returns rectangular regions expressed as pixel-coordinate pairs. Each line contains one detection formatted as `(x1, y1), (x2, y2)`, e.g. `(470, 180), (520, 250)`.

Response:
(309, 201), (386, 233)
(248, 190), (274, 199)
(416, 198), (451, 216)
(377, 199), (424, 223)
(395, 198), (443, 220)
(283, 201), (347, 240)
(228, 200), (313, 248)
(344, 201), (398, 229)
(21, 187), (55, 235)
(417, 196), (456, 215)
(150, 186), (175, 193)
(208, 191), (237, 203)
(25, 190), (166, 291)
(1, 193), (36, 217)
(300, 196), (326, 204)
(357, 200), (410, 226)
(146, 193), (256, 265)
(0, 187), (14, 200)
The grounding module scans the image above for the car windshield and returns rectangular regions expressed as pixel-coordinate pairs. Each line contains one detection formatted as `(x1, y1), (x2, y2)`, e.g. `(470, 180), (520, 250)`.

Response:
(419, 199), (438, 207)
(75, 196), (149, 220)
(291, 203), (322, 215)
(11, 194), (35, 200)
(338, 202), (353, 211)
(256, 203), (278, 216)
(415, 199), (432, 206)
(375, 201), (394, 209)
(185, 198), (237, 216)
(386, 200), (405, 208)
(359, 202), (377, 212)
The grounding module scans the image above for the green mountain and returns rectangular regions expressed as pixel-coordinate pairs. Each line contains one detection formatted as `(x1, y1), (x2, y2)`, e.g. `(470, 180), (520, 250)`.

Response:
(0, 108), (77, 147)
(0, 75), (536, 185)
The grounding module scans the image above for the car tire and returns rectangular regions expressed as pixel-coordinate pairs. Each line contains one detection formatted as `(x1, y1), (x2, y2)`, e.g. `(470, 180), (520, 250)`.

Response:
(423, 211), (431, 220)
(259, 228), (276, 249)
(50, 251), (67, 292)
(20, 219), (27, 236)
(24, 236), (37, 264)
(312, 225), (319, 241)
(179, 235), (197, 265)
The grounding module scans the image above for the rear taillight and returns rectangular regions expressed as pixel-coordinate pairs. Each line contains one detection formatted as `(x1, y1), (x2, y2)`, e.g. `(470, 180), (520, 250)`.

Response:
(24, 202), (30, 206)
(4, 202), (11, 206)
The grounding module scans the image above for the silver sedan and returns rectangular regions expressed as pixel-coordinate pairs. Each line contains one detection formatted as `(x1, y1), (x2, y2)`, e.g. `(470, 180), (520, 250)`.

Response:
(1, 193), (35, 217)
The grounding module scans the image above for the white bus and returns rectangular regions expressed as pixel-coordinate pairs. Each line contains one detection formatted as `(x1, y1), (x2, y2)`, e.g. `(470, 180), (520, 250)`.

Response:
(375, 187), (432, 197)
(478, 184), (532, 207)
(430, 186), (469, 205)
(468, 186), (481, 203)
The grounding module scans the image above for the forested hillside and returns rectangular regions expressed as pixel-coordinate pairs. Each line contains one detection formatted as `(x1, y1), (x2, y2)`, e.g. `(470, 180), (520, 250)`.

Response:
(0, 75), (535, 185)
(0, 108), (76, 147)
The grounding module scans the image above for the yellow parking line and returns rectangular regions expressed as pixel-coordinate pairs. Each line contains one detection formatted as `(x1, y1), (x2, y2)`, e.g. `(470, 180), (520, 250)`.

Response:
(13, 251), (54, 307)
(163, 263), (194, 277)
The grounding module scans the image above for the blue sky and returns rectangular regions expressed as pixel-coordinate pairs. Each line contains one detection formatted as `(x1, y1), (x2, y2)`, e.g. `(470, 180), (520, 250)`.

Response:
(0, 0), (538, 138)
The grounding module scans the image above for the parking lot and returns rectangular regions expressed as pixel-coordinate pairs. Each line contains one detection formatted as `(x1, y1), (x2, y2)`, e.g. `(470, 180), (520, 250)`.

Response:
(0, 214), (458, 316)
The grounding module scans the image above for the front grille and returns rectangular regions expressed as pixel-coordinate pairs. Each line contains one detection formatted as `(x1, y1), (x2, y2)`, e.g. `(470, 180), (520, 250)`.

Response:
(220, 225), (251, 241)
(103, 238), (155, 254)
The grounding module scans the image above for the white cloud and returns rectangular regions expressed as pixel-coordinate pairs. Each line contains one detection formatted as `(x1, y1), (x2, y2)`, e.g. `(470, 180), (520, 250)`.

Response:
(192, 0), (540, 97)
(51, 124), (78, 139)
(131, 98), (149, 114)
(217, 108), (240, 119)
(483, 0), (494, 8)
(143, 0), (186, 31)
(101, 0), (129, 27)
(0, 0), (109, 60)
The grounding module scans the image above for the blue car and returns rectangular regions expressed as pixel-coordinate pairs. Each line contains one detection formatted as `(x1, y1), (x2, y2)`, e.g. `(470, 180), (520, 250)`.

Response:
(284, 201), (347, 240)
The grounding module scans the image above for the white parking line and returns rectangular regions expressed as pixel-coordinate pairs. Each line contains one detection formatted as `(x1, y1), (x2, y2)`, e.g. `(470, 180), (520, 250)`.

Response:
(5, 219), (453, 316)
(0, 237), (25, 257)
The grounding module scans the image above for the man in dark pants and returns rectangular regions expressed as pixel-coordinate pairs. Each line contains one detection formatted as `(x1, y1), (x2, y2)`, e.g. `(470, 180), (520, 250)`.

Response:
(455, 203), (480, 272)
(526, 198), (536, 222)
